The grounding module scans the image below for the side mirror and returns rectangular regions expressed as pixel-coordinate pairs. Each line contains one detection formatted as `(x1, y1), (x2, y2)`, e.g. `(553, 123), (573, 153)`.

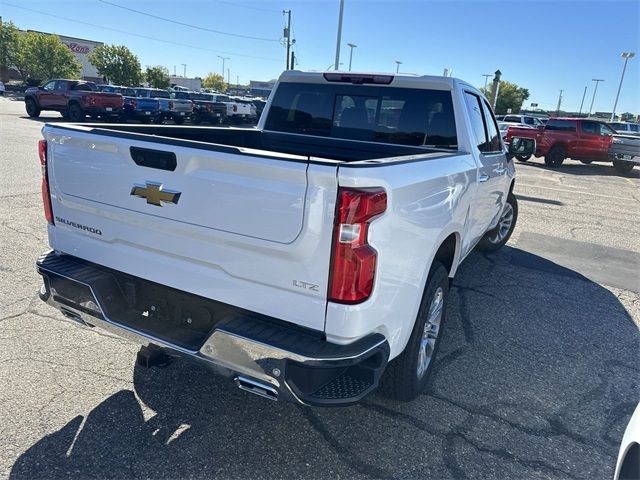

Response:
(507, 137), (536, 160)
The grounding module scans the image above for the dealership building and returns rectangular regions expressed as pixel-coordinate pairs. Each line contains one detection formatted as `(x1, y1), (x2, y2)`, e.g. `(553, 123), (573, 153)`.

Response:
(27, 31), (104, 82)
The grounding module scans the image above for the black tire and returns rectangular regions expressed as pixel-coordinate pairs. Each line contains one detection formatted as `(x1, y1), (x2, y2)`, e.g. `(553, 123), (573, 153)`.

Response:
(68, 103), (85, 122)
(25, 97), (41, 118)
(580, 159), (593, 164)
(174, 116), (185, 125)
(477, 192), (518, 252)
(544, 145), (566, 167)
(153, 115), (164, 124)
(516, 154), (531, 162)
(140, 116), (151, 124)
(613, 160), (635, 174)
(192, 113), (202, 125)
(379, 261), (449, 402)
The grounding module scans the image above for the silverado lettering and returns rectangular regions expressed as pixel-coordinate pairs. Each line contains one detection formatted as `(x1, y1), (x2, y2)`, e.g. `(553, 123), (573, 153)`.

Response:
(54, 217), (102, 235)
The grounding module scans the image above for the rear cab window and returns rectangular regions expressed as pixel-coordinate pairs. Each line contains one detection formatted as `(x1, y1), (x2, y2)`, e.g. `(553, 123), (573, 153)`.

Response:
(264, 82), (458, 149)
(545, 119), (577, 132)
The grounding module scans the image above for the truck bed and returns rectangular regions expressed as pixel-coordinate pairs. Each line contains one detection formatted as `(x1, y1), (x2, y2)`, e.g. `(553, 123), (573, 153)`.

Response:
(50, 123), (457, 163)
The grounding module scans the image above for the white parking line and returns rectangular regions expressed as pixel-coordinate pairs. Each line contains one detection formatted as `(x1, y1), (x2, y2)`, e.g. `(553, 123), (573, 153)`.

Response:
(518, 183), (635, 200)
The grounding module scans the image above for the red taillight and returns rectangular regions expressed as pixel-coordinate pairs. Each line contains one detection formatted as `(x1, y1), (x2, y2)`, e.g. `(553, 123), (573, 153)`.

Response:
(233, 104), (237, 112)
(38, 139), (54, 225)
(328, 187), (387, 304)
(88, 95), (96, 106)
(131, 99), (138, 109)
(168, 100), (174, 110)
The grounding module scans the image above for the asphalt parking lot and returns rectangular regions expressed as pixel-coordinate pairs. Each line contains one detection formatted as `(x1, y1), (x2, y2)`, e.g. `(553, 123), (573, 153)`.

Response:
(1, 95), (639, 480)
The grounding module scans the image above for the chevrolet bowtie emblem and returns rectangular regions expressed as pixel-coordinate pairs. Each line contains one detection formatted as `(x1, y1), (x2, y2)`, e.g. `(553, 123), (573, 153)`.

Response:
(130, 181), (181, 206)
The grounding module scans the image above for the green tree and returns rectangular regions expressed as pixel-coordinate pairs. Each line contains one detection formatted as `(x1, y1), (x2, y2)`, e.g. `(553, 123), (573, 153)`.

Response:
(481, 81), (530, 115)
(88, 44), (143, 86)
(145, 65), (170, 89)
(17, 32), (81, 82)
(0, 21), (20, 82)
(202, 72), (226, 92)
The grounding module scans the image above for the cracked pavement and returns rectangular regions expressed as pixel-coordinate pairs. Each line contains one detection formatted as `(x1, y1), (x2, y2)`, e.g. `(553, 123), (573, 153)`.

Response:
(1, 97), (639, 479)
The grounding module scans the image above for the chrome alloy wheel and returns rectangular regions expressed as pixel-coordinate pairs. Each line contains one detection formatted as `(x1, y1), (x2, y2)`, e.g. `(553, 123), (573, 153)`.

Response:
(417, 286), (444, 378)
(488, 202), (514, 244)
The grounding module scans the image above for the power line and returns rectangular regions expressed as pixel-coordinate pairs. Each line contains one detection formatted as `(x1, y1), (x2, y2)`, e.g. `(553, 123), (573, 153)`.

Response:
(98, 0), (279, 42)
(4, 3), (281, 62)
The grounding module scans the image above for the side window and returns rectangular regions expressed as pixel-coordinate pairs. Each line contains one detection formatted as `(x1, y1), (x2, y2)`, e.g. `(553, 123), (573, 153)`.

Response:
(631, 124), (640, 132)
(504, 115), (519, 123)
(55, 81), (68, 91)
(598, 123), (615, 136)
(581, 121), (598, 135)
(523, 117), (535, 125)
(481, 100), (502, 152)
(546, 119), (577, 132)
(464, 92), (489, 152)
(42, 81), (56, 91)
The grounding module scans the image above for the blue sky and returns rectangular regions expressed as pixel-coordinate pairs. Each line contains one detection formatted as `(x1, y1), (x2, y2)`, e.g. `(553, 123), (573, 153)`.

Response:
(2, 0), (639, 113)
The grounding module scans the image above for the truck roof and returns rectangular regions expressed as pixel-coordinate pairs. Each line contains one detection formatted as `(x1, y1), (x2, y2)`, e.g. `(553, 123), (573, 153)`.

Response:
(278, 70), (467, 91)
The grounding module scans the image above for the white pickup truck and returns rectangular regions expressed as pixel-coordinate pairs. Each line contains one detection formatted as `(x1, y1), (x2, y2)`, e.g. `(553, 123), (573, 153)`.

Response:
(35, 71), (534, 406)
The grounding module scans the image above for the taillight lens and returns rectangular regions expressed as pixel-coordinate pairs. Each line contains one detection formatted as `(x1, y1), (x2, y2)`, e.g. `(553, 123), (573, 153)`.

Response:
(233, 104), (237, 112)
(131, 99), (138, 109)
(168, 100), (174, 110)
(38, 139), (54, 225)
(328, 187), (387, 304)
(88, 95), (96, 106)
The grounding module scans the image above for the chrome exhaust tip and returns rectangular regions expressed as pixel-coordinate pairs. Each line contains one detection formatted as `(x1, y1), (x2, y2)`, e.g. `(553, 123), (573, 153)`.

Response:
(234, 376), (278, 401)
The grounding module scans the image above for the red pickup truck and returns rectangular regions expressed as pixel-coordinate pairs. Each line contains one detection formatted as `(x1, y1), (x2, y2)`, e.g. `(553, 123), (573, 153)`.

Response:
(25, 79), (124, 122)
(506, 117), (619, 168)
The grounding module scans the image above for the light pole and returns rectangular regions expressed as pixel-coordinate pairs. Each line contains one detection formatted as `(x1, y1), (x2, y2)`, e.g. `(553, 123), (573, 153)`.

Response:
(217, 56), (230, 78)
(347, 43), (357, 71)
(556, 89), (563, 115)
(611, 52), (635, 122)
(227, 68), (230, 86)
(334, 0), (345, 70)
(482, 74), (491, 91)
(588, 78), (604, 117)
(395, 60), (402, 73)
(181, 64), (187, 78)
(578, 86), (588, 116)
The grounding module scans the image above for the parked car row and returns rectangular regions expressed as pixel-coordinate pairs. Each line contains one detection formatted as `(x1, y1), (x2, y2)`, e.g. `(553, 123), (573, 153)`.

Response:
(505, 117), (639, 174)
(24, 79), (266, 125)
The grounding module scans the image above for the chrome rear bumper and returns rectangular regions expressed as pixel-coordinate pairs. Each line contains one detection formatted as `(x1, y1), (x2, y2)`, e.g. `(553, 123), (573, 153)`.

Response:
(36, 251), (389, 406)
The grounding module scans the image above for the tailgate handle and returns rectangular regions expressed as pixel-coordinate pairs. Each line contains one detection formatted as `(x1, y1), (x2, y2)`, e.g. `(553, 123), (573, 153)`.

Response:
(130, 147), (177, 171)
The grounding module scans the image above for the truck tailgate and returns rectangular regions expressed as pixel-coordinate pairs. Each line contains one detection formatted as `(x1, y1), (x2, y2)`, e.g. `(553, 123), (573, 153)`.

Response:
(43, 125), (338, 331)
(92, 93), (123, 108)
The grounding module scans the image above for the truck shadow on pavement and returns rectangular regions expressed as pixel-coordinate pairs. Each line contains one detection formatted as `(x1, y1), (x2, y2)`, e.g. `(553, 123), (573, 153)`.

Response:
(10, 247), (639, 480)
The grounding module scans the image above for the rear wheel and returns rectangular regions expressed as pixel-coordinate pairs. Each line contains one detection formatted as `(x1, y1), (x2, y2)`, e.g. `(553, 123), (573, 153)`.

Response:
(192, 113), (202, 125)
(477, 192), (518, 252)
(544, 145), (566, 167)
(516, 154), (531, 162)
(380, 261), (449, 401)
(174, 116), (185, 125)
(580, 159), (593, 164)
(25, 97), (41, 118)
(613, 160), (635, 174)
(68, 103), (85, 122)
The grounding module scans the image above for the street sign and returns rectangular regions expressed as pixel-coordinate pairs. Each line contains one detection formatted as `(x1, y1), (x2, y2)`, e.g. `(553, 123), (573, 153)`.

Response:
(507, 108), (512, 113)
(531, 103), (538, 107)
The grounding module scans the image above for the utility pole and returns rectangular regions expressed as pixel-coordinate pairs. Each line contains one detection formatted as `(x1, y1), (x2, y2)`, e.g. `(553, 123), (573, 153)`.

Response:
(490, 70), (502, 109)
(283, 10), (292, 70)
(482, 74), (491, 91)
(588, 78), (604, 117)
(173, 65), (177, 76)
(334, 0), (344, 70)
(556, 89), (563, 115)
(217, 56), (230, 78)
(578, 86), (588, 116)
(347, 43), (357, 71)
(290, 50), (296, 69)
(395, 60), (402, 73)
(227, 68), (230, 86)
(182, 64), (187, 77)
(611, 52), (635, 122)
(236, 75), (239, 87)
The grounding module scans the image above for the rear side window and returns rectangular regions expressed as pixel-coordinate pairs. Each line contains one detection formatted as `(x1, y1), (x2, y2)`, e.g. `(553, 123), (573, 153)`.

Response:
(631, 124), (640, 132)
(481, 100), (502, 152)
(504, 115), (520, 123)
(546, 119), (576, 131)
(265, 83), (457, 148)
(523, 117), (535, 125)
(464, 92), (489, 152)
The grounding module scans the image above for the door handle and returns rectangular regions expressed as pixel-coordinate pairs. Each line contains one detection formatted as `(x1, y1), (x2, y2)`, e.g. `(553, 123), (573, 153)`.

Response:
(479, 174), (490, 182)
(493, 167), (506, 175)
